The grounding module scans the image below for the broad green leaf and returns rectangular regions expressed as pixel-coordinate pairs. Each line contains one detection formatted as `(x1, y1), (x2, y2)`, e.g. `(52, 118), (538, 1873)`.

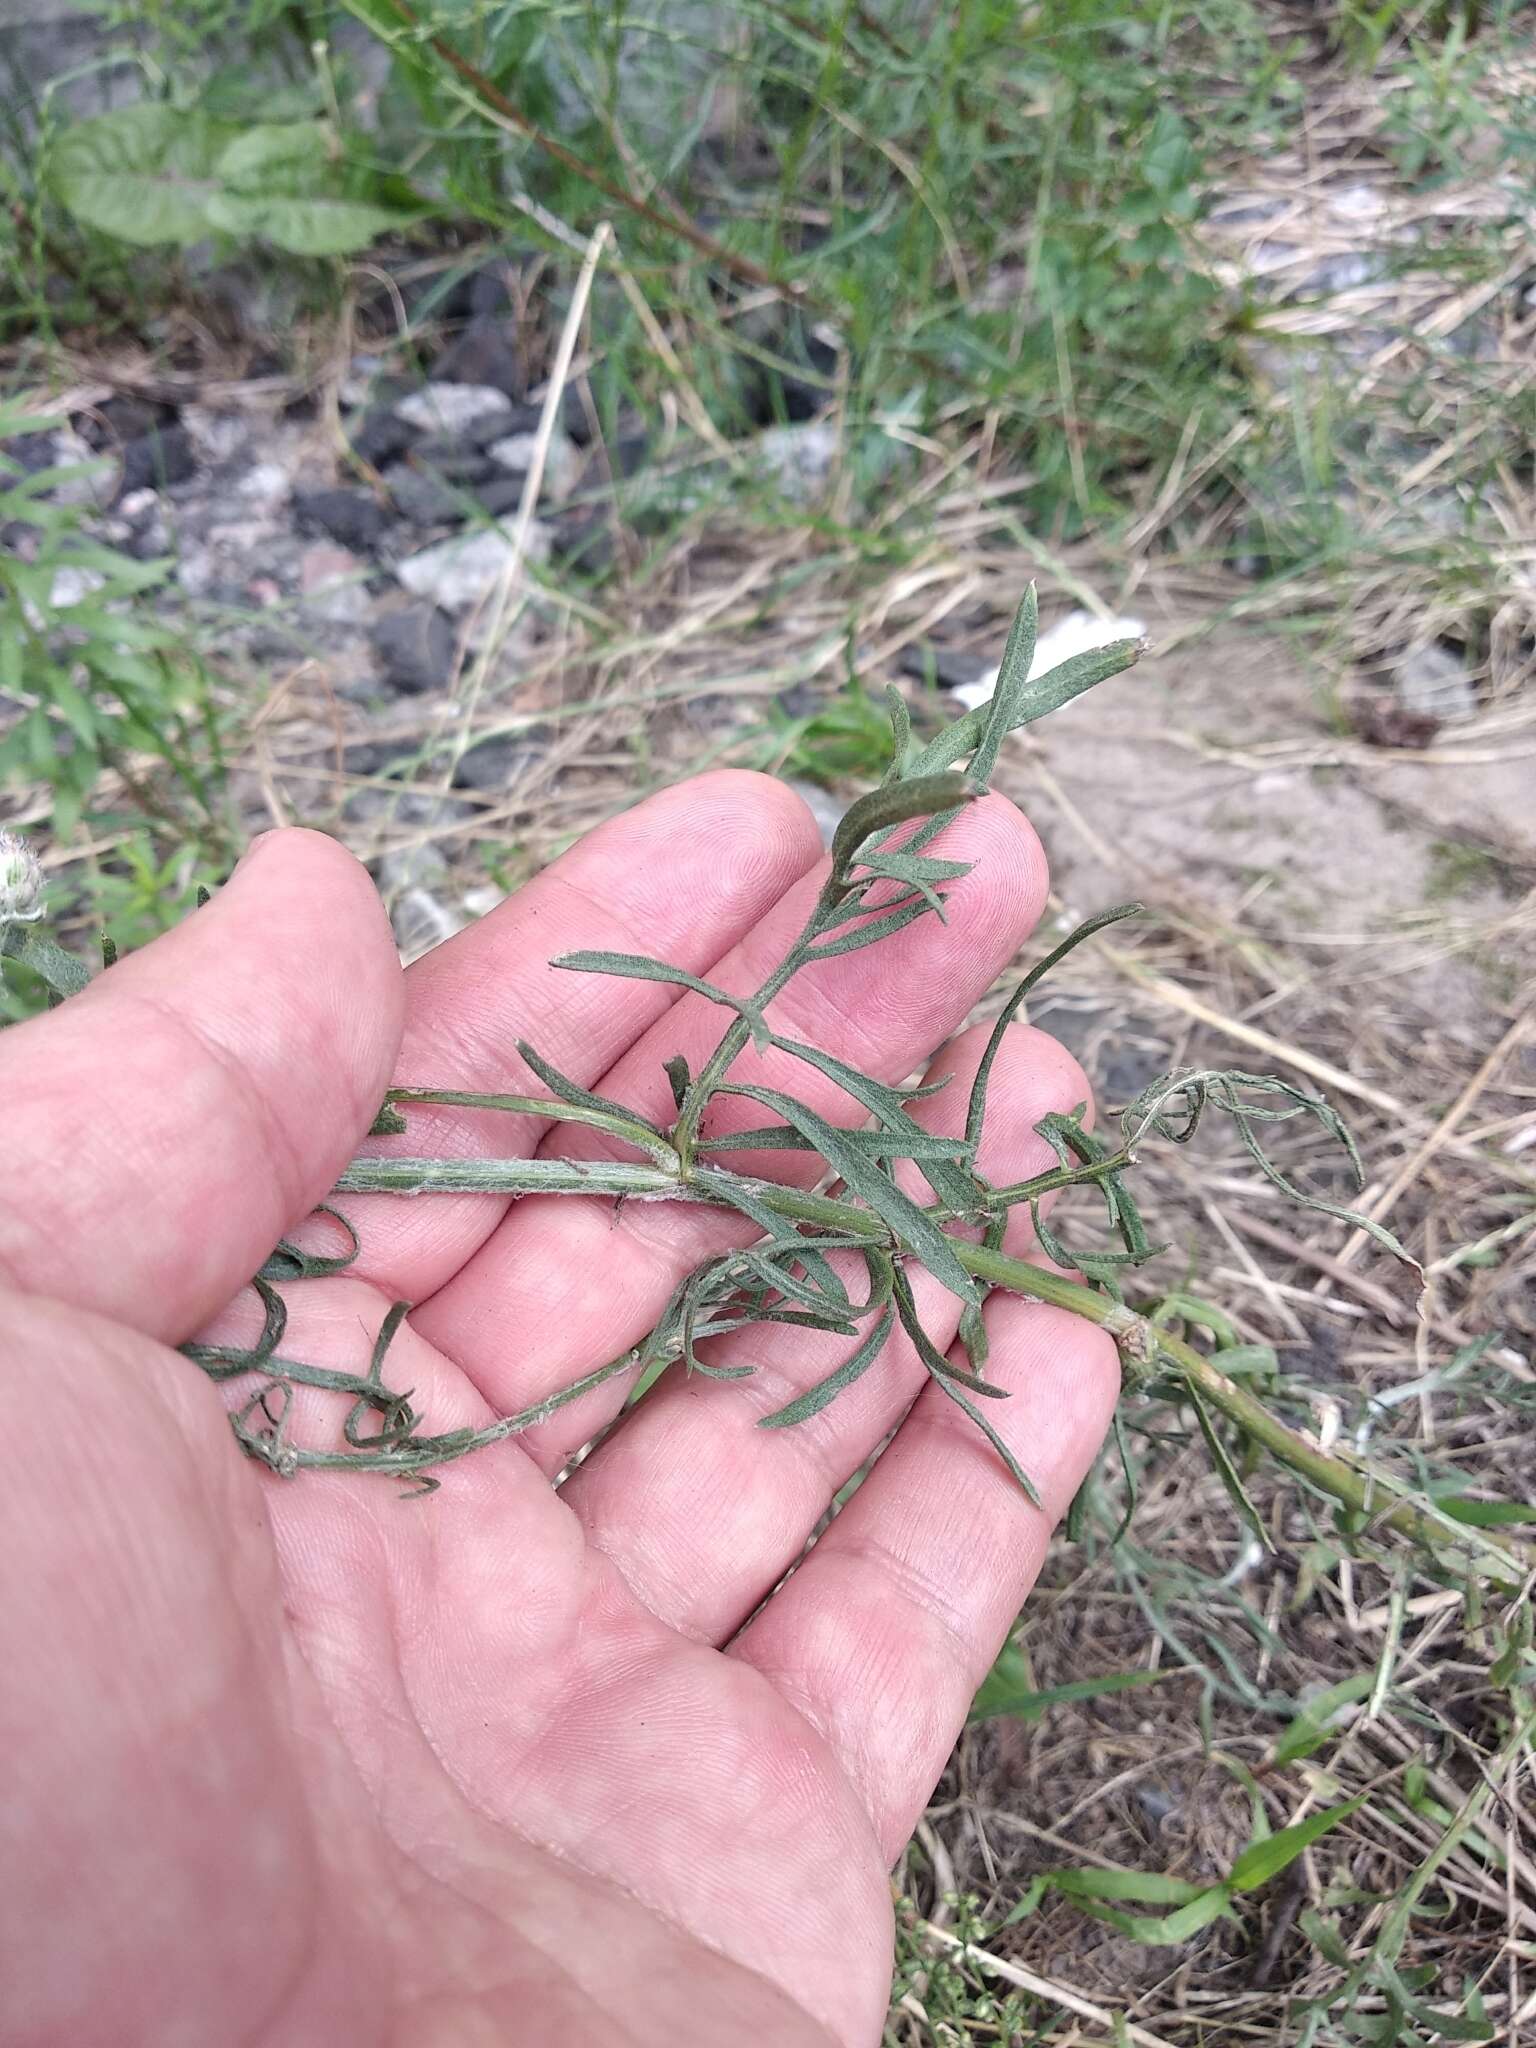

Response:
(759, 1307), (895, 1427)
(16, 930), (92, 997)
(1228, 1794), (1365, 1890)
(49, 105), (231, 246)
(208, 122), (419, 255)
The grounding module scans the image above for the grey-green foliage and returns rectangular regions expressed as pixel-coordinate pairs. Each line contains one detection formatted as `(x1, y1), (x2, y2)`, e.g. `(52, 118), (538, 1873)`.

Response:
(110, 585), (1421, 1513)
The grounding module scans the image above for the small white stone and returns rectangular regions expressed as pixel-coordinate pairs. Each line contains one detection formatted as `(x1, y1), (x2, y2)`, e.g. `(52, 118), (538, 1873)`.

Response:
(48, 565), (106, 611)
(396, 524), (551, 613)
(236, 460), (292, 509)
(757, 420), (840, 503)
(486, 428), (582, 503)
(0, 830), (45, 925)
(393, 384), (514, 437)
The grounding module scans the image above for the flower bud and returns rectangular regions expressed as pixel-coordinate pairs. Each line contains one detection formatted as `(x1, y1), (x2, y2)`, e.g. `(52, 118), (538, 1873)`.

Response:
(0, 830), (45, 927)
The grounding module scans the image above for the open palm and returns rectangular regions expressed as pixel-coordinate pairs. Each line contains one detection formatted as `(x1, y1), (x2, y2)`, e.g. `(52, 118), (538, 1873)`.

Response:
(1, 773), (1116, 2048)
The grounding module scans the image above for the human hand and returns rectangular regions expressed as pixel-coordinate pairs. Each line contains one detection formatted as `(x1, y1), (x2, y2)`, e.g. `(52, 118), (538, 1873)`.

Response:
(0, 773), (1117, 2048)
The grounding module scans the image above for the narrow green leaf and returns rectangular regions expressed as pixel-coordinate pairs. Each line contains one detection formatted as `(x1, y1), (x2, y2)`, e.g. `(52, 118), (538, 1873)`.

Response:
(879, 685), (911, 785)
(1187, 1382), (1273, 1552)
(1228, 1795), (1365, 1890)
(808, 896), (933, 959)
(553, 951), (767, 1046)
(970, 1650), (1176, 1724)
(1271, 1673), (1374, 1767)
(967, 903), (1143, 1150)
(1437, 1496), (1536, 1528)
(923, 1366), (1041, 1505)
(967, 583), (1037, 790)
(911, 635), (1143, 777)
(759, 1307), (895, 1428)
(722, 1081), (979, 1306)
(766, 1031), (978, 1212)
(829, 772), (974, 884)
(1046, 1866), (1212, 1908)
(516, 1037), (664, 1135)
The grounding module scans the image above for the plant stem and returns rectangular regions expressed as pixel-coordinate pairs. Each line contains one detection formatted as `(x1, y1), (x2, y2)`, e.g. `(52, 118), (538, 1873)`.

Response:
(327, 1144), (1526, 1583)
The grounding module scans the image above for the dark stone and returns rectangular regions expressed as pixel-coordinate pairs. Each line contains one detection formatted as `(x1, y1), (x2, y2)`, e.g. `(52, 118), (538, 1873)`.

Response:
(432, 316), (523, 397)
(608, 428), (651, 479)
(560, 383), (595, 445)
(384, 466), (464, 527)
(404, 438), (501, 481)
(0, 430), (57, 477)
(76, 393), (175, 450)
(745, 323), (842, 425)
(467, 262), (516, 318)
(384, 463), (525, 526)
(898, 642), (996, 693)
(293, 487), (390, 553)
(349, 408), (417, 467)
(118, 424), (197, 494)
(546, 508), (615, 575)
(370, 603), (458, 696)
(451, 727), (553, 793)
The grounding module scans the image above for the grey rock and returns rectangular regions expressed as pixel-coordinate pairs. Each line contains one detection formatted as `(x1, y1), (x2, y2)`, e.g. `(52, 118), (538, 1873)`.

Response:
(384, 462), (526, 527)
(394, 383), (513, 439)
(898, 641), (997, 693)
(405, 437), (502, 480)
(382, 466), (466, 527)
(391, 886), (463, 958)
(349, 408), (417, 467)
(369, 602), (458, 695)
(486, 427), (582, 502)
(395, 523), (551, 611)
(451, 728), (552, 792)
(299, 542), (373, 626)
(1393, 642), (1476, 725)
(119, 423), (197, 493)
(783, 777), (849, 851)
(294, 487), (390, 553)
(376, 841), (451, 895)
(432, 316), (523, 397)
(546, 508), (614, 575)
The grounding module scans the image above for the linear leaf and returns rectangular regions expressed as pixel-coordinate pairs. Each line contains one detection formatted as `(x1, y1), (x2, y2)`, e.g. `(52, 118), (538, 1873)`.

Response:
(829, 773), (974, 884)
(759, 1308), (895, 1428)
(912, 635), (1143, 777)
(721, 1081), (979, 1306)
(552, 950), (767, 1046)
(1228, 1795), (1366, 1891)
(968, 583), (1037, 789)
